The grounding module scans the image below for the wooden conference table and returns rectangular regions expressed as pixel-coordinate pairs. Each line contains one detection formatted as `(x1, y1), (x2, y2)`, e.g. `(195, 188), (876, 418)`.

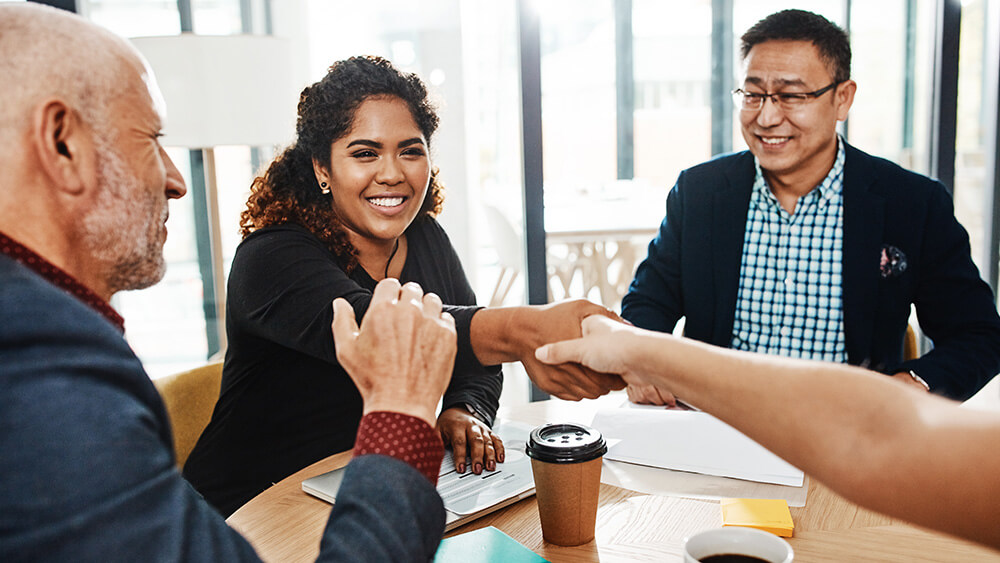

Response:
(228, 397), (1000, 562)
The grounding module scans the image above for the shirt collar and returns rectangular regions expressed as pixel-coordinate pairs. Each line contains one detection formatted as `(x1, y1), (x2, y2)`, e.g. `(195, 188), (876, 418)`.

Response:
(753, 135), (846, 202)
(0, 231), (125, 333)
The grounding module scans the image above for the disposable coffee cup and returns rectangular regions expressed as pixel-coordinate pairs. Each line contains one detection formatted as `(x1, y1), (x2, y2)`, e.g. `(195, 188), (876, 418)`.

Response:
(684, 527), (793, 563)
(525, 423), (607, 546)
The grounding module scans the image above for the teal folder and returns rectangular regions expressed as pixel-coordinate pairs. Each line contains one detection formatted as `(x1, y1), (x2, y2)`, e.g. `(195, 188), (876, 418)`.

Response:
(434, 526), (548, 562)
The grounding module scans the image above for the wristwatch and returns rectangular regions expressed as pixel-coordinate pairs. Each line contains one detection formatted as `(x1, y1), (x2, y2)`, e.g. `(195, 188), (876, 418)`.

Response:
(907, 370), (931, 392)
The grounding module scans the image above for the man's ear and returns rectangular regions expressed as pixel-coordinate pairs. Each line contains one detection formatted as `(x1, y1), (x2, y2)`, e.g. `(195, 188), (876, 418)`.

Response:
(31, 98), (97, 196)
(834, 80), (857, 122)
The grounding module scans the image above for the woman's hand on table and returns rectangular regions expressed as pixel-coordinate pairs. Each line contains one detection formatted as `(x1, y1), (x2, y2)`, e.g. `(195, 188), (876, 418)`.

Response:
(436, 407), (505, 474)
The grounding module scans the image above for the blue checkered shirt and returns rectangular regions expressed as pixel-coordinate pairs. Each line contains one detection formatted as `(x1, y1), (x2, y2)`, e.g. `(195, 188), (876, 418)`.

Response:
(730, 138), (848, 361)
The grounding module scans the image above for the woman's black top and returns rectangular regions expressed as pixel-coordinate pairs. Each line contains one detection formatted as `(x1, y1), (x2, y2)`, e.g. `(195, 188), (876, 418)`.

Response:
(183, 217), (502, 516)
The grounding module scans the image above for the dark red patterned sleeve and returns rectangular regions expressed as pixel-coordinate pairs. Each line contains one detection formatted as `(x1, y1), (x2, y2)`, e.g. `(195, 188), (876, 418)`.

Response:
(353, 411), (444, 486)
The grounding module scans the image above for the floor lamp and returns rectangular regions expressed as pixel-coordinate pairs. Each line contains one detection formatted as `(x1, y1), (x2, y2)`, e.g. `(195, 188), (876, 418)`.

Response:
(131, 34), (297, 356)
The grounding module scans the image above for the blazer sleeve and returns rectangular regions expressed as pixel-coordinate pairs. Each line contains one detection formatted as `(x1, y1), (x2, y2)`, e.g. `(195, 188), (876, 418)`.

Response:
(895, 185), (1000, 400)
(621, 174), (688, 332)
(318, 456), (445, 562)
(4, 350), (444, 563)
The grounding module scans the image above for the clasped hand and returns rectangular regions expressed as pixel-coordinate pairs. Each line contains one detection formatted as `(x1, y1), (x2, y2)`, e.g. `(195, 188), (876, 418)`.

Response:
(512, 300), (628, 400)
(332, 279), (456, 428)
(333, 280), (504, 472)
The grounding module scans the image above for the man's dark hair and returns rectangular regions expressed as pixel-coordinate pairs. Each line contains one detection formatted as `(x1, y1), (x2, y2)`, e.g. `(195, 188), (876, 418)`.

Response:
(740, 9), (851, 83)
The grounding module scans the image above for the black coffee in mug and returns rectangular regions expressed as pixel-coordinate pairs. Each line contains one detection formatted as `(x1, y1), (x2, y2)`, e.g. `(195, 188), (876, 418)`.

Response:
(699, 555), (770, 563)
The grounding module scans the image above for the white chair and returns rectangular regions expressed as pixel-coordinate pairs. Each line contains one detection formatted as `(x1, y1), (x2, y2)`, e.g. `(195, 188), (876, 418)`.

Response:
(484, 205), (591, 305)
(483, 206), (524, 306)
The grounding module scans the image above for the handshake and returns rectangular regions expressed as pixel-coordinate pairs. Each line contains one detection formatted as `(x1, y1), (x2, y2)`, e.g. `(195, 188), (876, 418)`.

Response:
(332, 279), (628, 422)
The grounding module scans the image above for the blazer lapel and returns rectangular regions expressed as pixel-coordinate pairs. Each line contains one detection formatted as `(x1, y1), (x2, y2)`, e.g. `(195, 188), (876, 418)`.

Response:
(711, 153), (755, 346)
(841, 144), (885, 366)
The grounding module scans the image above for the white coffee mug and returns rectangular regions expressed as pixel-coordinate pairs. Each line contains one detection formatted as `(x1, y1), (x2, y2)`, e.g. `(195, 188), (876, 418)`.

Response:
(684, 527), (793, 563)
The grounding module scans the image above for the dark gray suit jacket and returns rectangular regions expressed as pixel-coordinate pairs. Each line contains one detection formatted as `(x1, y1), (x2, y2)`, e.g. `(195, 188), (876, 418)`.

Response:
(0, 254), (444, 561)
(622, 143), (1000, 400)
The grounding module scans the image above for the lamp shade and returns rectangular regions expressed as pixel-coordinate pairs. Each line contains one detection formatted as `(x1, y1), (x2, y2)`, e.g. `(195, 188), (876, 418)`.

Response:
(131, 34), (298, 148)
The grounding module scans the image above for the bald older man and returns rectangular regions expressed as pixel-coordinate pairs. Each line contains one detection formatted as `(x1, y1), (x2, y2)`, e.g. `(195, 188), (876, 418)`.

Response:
(0, 5), (452, 561)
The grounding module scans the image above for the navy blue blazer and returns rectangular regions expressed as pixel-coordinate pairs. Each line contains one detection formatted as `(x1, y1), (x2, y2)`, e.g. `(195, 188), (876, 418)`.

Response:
(0, 255), (445, 562)
(622, 143), (1000, 400)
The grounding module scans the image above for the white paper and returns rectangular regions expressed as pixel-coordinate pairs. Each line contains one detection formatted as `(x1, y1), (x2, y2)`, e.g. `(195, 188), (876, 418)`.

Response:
(592, 408), (804, 487)
(599, 458), (809, 507)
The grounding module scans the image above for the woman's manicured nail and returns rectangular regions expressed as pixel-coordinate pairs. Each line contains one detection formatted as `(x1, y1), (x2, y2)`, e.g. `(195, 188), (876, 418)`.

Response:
(474, 462), (483, 474)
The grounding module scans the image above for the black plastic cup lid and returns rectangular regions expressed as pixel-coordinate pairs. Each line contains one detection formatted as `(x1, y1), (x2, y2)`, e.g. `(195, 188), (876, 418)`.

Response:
(525, 423), (607, 464)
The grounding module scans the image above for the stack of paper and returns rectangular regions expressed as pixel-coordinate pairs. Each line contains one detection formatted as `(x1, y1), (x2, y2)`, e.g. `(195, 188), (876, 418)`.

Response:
(721, 498), (794, 537)
(591, 408), (804, 487)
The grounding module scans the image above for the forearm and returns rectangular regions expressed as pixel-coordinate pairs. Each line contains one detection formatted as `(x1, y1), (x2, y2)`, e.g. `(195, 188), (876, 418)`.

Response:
(648, 336), (915, 473)
(632, 334), (1000, 546)
(468, 301), (613, 364)
(468, 306), (523, 365)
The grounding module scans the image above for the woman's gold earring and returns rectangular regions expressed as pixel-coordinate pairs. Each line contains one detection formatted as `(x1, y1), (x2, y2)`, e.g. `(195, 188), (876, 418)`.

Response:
(320, 181), (330, 195)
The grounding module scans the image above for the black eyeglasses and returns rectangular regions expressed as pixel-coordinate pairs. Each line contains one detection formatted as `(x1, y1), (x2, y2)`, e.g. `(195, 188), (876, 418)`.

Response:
(731, 81), (842, 111)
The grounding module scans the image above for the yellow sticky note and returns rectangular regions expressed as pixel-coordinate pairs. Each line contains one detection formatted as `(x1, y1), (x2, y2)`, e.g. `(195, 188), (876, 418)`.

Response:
(720, 498), (794, 537)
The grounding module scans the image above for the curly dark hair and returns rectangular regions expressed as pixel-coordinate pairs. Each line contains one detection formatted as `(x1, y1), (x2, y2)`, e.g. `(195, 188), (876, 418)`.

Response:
(741, 9), (851, 83)
(240, 55), (445, 272)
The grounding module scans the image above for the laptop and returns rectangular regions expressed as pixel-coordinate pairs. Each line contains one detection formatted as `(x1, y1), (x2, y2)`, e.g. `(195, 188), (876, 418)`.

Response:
(302, 421), (537, 531)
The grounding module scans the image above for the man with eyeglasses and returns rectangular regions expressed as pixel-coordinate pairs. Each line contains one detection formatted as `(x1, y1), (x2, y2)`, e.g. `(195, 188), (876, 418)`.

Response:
(622, 9), (1000, 404)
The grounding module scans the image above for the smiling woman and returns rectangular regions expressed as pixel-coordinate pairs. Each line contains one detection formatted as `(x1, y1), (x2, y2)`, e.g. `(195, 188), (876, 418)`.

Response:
(314, 96), (431, 278)
(182, 56), (504, 517)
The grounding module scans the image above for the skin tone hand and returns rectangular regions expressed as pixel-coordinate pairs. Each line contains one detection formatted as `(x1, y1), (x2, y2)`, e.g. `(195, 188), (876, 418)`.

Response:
(534, 315), (648, 385)
(626, 382), (678, 407)
(331, 279), (456, 428)
(436, 407), (505, 474)
(470, 299), (626, 400)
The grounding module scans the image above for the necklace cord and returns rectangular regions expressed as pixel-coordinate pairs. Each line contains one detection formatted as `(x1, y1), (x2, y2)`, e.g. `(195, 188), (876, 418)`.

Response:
(384, 238), (400, 279)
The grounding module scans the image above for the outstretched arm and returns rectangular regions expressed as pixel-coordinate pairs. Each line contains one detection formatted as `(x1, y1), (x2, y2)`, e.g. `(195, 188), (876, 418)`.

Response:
(469, 300), (626, 400)
(536, 316), (1000, 549)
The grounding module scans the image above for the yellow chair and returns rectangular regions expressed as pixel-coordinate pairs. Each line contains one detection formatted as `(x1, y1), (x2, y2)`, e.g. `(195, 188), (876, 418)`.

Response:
(153, 361), (223, 469)
(904, 324), (919, 361)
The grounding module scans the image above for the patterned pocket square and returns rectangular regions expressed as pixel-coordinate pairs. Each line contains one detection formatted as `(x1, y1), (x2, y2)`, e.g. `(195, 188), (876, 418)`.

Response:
(879, 244), (908, 279)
